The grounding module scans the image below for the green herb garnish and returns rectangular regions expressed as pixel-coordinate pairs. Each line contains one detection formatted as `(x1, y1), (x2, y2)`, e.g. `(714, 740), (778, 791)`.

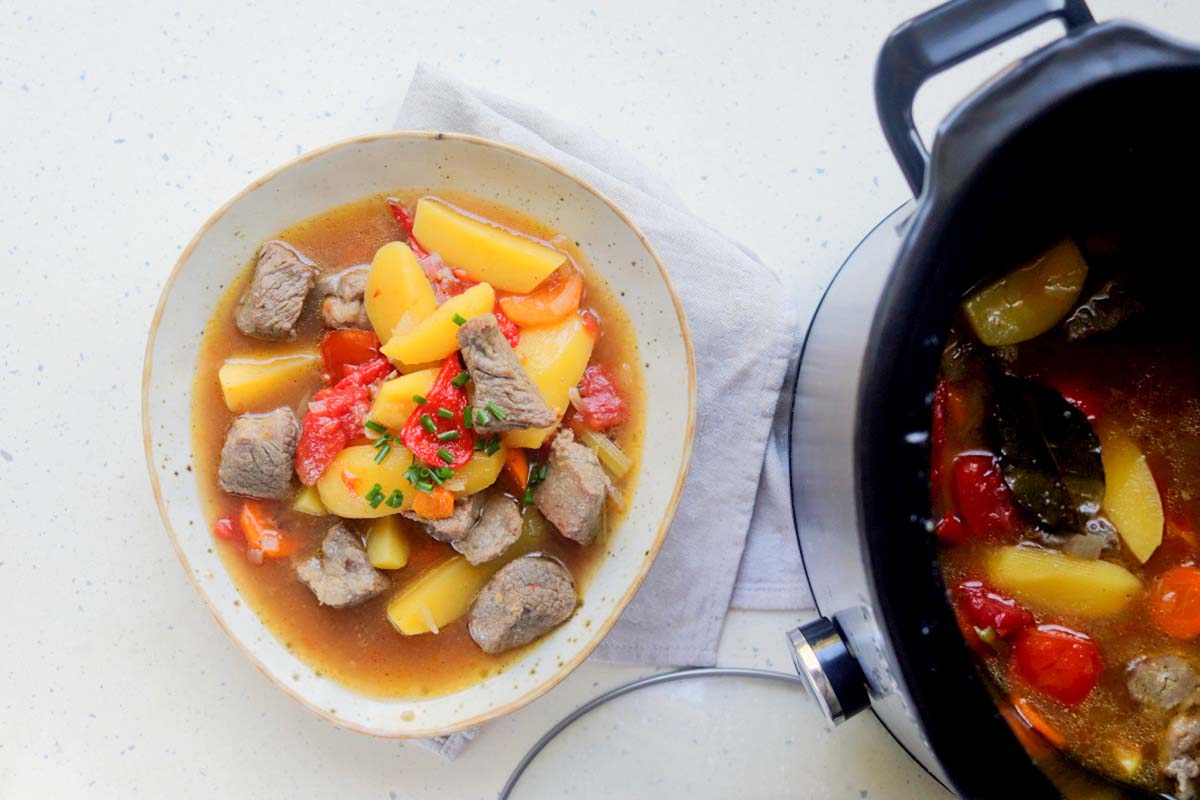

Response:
(437, 407), (454, 420)
(419, 414), (436, 434)
(451, 313), (467, 326)
(413, 394), (427, 405)
(437, 448), (455, 464)
(364, 419), (387, 434)
(385, 490), (404, 508)
(374, 443), (392, 463)
(485, 402), (508, 421)
(437, 430), (460, 442)
(451, 371), (471, 388)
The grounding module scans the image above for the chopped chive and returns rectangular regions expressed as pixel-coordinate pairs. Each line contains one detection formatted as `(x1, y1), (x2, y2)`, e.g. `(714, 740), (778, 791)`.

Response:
(451, 313), (467, 326)
(475, 409), (490, 426)
(435, 467), (455, 480)
(428, 468), (444, 486)
(451, 371), (471, 388)
(437, 407), (454, 420)
(464, 409), (474, 429)
(523, 487), (534, 506)
(535, 463), (549, 483)
(364, 419), (387, 434)
(374, 443), (392, 463)
(373, 434), (391, 448)
(437, 448), (455, 464)
(420, 414), (436, 434)
(416, 480), (434, 493)
(474, 437), (485, 452)
(366, 483), (384, 508)
(485, 402), (508, 421)
(484, 441), (500, 457)
(385, 490), (404, 508)
(412, 394), (427, 405)
(437, 430), (461, 442)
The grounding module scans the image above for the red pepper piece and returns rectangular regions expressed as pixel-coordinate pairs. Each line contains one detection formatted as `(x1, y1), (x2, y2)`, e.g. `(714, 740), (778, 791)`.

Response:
(400, 354), (475, 468)
(1012, 625), (1103, 705)
(295, 357), (393, 485)
(386, 197), (429, 259)
(576, 364), (628, 430)
(320, 329), (382, 383)
(953, 454), (1019, 539)
(493, 307), (520, 347)
(956, 580), (1034, 637)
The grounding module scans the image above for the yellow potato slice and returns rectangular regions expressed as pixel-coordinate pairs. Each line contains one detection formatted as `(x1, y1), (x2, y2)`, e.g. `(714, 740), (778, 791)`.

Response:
(448, 445), (507, 496)
(292, 485), (328, 516)
(412, 198), (566, 293)
(366, 516), (410, 570)
(381, 282), (496, 366)
(1100, 426), (1163, 563)
(316, 444), (415, 518)
(218, 353), (320, 413)
(986, 546), (1141, 618)
(963, 239), (1088, 346)
(369, 369), (438, 430)
(387, 556), (502, 635)
(365, 242), (438, 343)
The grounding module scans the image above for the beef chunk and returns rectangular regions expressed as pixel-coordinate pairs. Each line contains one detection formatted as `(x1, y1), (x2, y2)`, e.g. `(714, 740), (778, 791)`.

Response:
(453, 494), (523, 565)
(468, 557), (577, 653)
(218, 408), (300, 499)
(456, 314), (555, 433)
(1129, 654), (1200, 709)
(534, 429), (608, 545)
(235, 241), (317, 340)
(319, 266), (371, 330)
(296, 524), (389, 608)
(403, 491), (486, 543)
(1166, 713), (1200, 800)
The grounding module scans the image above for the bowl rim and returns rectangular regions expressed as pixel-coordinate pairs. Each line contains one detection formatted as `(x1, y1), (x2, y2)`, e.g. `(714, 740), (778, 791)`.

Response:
(140, 130), (697, 737)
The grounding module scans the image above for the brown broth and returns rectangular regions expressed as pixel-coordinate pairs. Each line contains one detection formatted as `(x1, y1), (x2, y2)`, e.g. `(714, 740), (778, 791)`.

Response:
(191, 190), (644, 699)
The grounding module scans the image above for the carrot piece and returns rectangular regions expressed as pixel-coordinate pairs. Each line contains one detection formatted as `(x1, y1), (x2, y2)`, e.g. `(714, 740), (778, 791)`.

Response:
(413, 486), (455, 520)
(504, 448), (529, 491)
(1012, 697), (1066, 748)
(497, 270), (583, 327)
(1151, 565), (1200, 639)
(238, 501), (295, 558)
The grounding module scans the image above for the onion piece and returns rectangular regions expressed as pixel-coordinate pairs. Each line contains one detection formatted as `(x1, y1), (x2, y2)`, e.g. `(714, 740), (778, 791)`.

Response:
(576, 424), (632, 479)
(420, 605), (440, 635)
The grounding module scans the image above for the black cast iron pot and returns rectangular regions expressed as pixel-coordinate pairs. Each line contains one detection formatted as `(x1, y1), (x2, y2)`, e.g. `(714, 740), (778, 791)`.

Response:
(788, 0), (1200, 797)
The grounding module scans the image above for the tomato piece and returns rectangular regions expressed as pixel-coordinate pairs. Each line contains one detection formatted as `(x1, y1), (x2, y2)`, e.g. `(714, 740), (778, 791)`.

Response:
(295, 357), (393, 484)
(320, 329), (381, 382)
(1012, 625), (1103, 705)
(400, 354), (475, 468)
(497, 270), (583, 327)
(956, 580), (1034, 637)
(935, 512), (968, 544)
(577, 365), (629, 430)
(213, 516), (239, 542)
(493, 307), (520, 347)
(953, 454), (1019, 539)
(1150, 565), (1200, 640)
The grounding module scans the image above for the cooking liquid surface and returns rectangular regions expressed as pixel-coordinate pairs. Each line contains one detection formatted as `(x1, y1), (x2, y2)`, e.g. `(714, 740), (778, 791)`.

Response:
(937, 317), (1200, 792)
(191, 190), (644, 699)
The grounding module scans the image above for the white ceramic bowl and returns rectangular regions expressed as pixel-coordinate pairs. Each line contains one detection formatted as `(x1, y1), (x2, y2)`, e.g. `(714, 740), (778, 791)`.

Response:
(142, 132), (695, 737)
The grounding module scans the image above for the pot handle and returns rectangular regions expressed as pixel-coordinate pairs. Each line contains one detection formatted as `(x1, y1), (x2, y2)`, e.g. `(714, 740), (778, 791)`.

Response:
(876, 0), (1094, 196)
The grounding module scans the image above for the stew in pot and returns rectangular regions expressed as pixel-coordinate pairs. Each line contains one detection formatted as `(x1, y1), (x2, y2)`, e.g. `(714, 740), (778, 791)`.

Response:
(934, 232), (1200, 797)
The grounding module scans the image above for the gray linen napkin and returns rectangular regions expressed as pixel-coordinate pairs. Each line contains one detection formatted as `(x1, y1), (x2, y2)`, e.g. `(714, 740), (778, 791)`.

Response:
(398, 65), (806, 757)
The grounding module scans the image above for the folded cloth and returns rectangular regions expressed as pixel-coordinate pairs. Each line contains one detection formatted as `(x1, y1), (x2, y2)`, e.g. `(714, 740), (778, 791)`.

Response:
(397, 65), (807, 757)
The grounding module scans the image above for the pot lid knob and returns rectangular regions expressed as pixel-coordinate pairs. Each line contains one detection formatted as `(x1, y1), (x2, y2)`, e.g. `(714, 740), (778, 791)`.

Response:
(786, 617), (869, 725)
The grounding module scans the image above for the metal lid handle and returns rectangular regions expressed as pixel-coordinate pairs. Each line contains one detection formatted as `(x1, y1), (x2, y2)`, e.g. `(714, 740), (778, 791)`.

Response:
(787, 617), (869, 725)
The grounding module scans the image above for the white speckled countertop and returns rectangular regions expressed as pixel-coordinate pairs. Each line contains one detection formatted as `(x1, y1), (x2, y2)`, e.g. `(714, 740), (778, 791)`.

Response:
(3, 1), (1198, 797)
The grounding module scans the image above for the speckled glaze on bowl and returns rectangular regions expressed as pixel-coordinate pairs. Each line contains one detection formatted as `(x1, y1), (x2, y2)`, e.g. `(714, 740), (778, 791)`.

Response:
(142, 132), (695, 737)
